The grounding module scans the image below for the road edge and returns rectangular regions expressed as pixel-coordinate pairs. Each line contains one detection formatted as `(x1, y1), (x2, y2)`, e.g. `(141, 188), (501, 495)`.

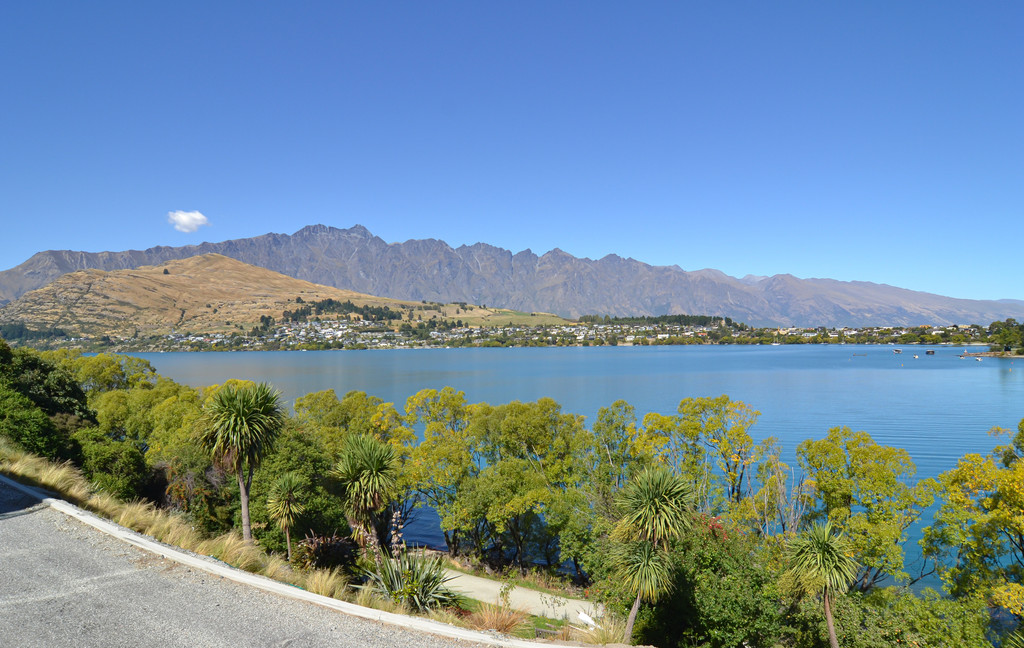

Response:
(0, 472), (557, 648)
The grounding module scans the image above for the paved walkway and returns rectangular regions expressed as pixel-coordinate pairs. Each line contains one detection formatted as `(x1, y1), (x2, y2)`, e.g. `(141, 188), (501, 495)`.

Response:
(443, 569), (601, 621)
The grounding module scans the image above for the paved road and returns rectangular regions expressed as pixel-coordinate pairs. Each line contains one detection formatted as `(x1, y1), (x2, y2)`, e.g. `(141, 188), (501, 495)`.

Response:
(0, 480), (496, 648)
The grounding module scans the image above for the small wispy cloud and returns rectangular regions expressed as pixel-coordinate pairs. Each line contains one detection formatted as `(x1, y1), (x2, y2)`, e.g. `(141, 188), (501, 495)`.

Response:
(167, 210), (210, 233)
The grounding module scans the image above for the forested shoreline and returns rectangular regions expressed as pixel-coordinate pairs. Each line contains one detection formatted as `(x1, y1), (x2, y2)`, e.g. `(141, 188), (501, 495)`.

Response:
(1, 337), (1022, 647)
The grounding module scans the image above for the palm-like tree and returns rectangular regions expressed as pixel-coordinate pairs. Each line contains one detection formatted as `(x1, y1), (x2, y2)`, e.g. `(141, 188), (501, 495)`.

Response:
(612, 466), (694, 644)
(331, 435), (398, 555)
(785, 521), (860, 648)
(267, 472), (306, 562)
(198, 382), (285, 542)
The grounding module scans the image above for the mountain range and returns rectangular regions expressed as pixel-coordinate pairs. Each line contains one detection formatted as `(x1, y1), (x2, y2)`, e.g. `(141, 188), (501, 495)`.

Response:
(2, 224), (1022, 327)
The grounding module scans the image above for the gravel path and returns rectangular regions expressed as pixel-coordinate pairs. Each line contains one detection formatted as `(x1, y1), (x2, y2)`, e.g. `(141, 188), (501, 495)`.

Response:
(0, 480), (493, 648)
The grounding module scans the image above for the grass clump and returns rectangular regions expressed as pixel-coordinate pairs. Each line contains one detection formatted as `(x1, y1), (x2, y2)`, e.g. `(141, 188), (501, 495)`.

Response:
(466, 603), (529, 635)
(304, 566), (349, 599)
(576, 614), (627, 645)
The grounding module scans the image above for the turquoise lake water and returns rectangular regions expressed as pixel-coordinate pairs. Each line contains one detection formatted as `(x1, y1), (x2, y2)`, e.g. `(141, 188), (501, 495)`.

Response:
(136, 345), (1024, 557)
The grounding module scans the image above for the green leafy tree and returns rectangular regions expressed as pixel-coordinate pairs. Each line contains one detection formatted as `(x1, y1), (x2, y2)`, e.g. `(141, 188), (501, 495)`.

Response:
(267, 471), (306, 561)
(460, 397), (591, 568)
(798, 426), (937, 589)
(783, 586), (992, 648)
(404, 387), (476, 552)
(636, 526), (783, 648)
(197, 382), (285, 542)
(0, 347), (92, 422)
(785, 521), (860, 648)
(43, 350), (157, 395)
(332, 434), (399, 555)
(296, 389), (413, 458)
(924, 419), (1024, 616)
(0, 384), (64, 457)
(639, 395), (759, 511)
(247, 424), (349, 555)
(72, 426), (148, 500)
(613, 466), (695, 644)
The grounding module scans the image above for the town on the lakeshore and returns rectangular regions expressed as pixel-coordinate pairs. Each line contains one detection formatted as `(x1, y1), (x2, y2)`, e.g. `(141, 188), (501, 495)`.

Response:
(19, 314), (1019, 353)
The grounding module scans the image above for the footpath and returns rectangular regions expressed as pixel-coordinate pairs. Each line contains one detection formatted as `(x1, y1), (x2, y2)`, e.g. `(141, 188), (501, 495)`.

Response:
(443, 569), (602, 620)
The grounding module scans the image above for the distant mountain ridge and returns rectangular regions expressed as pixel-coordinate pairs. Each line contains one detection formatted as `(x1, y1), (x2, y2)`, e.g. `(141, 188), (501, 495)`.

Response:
(2, 224), (1022, 327)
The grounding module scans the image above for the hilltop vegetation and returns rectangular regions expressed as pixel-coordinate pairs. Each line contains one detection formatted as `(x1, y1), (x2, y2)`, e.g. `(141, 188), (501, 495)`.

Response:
(2, 339), (1022, 646)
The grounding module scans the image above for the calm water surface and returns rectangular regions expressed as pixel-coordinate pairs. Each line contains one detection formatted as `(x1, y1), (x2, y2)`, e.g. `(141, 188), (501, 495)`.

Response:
(136, 345), (1024, 551)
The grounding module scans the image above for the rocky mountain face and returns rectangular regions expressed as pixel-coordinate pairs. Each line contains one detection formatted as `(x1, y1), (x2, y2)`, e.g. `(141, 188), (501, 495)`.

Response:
(2, 224), (1022, 327)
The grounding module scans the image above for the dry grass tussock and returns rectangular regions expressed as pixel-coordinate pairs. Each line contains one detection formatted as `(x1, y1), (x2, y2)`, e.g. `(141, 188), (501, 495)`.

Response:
(1, 449), (92, 504)
(196, 533), (266, 573)
(575, 615), (628, 645)
(425, 607), (463, 626)
(354, 586), (405, 613)
(303, 567), (349, 599)
(466, 603), (529, 635)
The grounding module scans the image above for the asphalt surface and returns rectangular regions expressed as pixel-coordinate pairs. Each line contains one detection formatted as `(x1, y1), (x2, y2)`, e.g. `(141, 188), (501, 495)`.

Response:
(0, 480), (492, 648)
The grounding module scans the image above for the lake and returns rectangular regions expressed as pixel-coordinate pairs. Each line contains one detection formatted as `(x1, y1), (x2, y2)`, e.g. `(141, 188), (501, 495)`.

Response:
(136, 345), (1024, 554)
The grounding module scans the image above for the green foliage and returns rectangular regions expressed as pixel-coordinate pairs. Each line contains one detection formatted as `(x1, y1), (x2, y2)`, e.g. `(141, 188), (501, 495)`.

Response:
(360, 550), (464, 612)
(248, 424), (348, 555)
(73, 426), (148, 500)
(405, 387), (475, 552)
(785, 521), (860, 599)
(332, 434), (400, 551)
(267, 471), (306, 560)
(614, 466), (695, 548)
(198, 382), (286, 541)
(635, 528), (783, 648)
(924, 420), (1024, 608)
(43, 351), (157, 395)
(797, 426), (936, 588)
(612, 466), (696, 643)
(785, 588), (992, 648)
(785, 521), (860, 648)
(0, 383), (66, 458)
(295, 389), (413, 457)
(0, 347), (93, 422)
(293, 532), (359, 572)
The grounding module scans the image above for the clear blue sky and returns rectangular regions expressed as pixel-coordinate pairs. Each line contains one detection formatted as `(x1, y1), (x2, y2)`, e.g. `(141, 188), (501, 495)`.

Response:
(1, 2), (1021, 301)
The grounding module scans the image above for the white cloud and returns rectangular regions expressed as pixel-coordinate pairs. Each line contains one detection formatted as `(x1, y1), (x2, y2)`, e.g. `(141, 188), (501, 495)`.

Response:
(167, 210), (210, 233)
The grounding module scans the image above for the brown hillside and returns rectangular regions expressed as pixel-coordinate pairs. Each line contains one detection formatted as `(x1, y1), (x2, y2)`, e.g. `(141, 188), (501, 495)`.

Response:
(0, 254), (416, 338)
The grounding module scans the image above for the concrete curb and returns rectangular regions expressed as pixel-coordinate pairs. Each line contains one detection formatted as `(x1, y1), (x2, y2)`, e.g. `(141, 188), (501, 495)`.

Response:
(0, 473), (568, 648)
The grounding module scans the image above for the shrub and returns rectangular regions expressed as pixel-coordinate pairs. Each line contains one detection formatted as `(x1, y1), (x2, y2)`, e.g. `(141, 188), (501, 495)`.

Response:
(0, 385), (65, 458)
(294, 532), (358, 571)
(361, 550), (464, 612)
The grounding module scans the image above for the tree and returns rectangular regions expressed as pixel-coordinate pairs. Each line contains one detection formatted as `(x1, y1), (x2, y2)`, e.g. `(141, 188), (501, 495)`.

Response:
(267, 472), (306, 561)
(924, 419), (1024, 613)
(332, 434), (399, 555)
(613, 466), (695, 644)
(785, 521), (860, 648)
(0, 384), (63, 457)
(197, 382), (285, 542)
(405, 388), (476, 554)
(797, 426), (936, 589)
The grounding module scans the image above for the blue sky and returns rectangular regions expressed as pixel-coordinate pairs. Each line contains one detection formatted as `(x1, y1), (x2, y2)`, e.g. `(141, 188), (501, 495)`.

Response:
(1, 2), (1021, 301)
